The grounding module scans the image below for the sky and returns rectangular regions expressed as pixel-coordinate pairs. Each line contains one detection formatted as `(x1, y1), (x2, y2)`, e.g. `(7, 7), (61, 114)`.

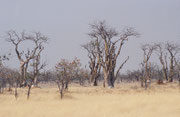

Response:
(0, 0), (180, 73)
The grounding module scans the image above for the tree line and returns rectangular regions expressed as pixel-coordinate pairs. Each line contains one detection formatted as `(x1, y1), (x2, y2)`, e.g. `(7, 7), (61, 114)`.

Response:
(0, 20), (180, 99)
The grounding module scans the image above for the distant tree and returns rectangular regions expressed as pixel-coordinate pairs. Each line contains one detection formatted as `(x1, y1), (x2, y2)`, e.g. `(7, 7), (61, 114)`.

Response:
(88, 21), (139, 88)
(155, 43), (168, 83)
(6, 31), (48, 86)
(31, 47), (46, 87)
(55, 57), (81, 98)
(141, 44), (156, 89)
(26, 56), (46, 100)
(0, 66), (19, 99)
(165, 42), (180, 82)
(174, 57), (180, 85)
(82, 40), (102, 86)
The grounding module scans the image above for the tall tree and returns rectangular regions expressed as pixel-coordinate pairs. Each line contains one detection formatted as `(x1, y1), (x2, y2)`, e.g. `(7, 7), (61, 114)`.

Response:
(155, 43), (168, 82)
(174, 57), (180, 85)
(141, 44), (156, 89)
(166, 42), (180, 82)
(31, 46), (46, 87)
(82, 40), (102, 86)
(88, 21), (139, 88)
(6, 31), (48, 86)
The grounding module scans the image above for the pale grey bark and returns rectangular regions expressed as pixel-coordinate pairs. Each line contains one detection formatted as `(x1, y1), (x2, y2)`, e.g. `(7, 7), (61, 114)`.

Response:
(88, 21), (139, 88)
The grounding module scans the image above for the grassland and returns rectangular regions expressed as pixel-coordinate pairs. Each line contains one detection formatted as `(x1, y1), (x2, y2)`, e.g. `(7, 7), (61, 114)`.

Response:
(0, 83), (180, 117)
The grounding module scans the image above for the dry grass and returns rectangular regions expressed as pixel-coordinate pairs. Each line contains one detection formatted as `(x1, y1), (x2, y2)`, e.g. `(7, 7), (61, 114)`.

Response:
(0, 83), (180, 117)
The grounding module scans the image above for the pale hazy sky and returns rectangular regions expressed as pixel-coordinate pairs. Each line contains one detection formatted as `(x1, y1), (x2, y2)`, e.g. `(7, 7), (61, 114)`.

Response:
(0, 0), (180, 73)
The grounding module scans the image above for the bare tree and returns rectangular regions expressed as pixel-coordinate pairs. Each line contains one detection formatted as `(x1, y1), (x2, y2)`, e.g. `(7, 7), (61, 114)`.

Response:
(174, 57), (180, 85)
(88, 21), (139, 88)
(31, 47), (46, 87)
(155, 43), (168, 83)
(26, 56), (46, 100)
(141, 44), (156, 89)
(139, 62), (146, 87)
(82, 40), (101, 86)
(166, 42), (180, 82)
(6, 31), (48, 86)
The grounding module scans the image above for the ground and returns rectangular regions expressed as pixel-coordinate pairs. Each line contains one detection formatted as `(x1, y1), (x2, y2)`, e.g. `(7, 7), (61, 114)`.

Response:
(0, 82), (180, 117)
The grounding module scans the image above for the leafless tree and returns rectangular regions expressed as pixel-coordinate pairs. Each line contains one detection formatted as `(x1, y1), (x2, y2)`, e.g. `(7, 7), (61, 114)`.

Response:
(31, 47), (46, 87)
(139, 62), (146, 87)
(165, 42), (180, 82)
(6, 31), (48, 86)
(82, 40), (102, 86)
(88, 21), (139, 88)
(174, 57), (180, 85)
(155, 43), (168, 83)
(141, 44), (156, 89)
(26, 56), (46, 99)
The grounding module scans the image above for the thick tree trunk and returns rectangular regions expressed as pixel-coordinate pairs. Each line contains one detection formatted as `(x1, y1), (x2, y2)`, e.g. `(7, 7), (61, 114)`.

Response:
(90, 75), (94, 86)
(103, 73), (109, 88)
(168, 59), (174, 82)
(93, 77), (98, 86)
(104, 73), (115, 88)
(162, 68), (168, 81)
(90, 74), (98, 86)
(109, 71), (115, 88)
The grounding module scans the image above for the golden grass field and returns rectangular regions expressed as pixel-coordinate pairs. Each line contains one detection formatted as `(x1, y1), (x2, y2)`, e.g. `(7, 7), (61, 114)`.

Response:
(0, 83), (180, 117)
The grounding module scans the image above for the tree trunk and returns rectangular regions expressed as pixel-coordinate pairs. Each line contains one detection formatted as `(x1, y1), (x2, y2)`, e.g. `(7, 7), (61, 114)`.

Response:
(27, 84), (31, 99)
(93, 78), (98, 86)
(20, 62), (25, 86)
(168, 58), (174, 82)
(90, 74), (98, 86)
(33, 75), (38, 87)
(65, 80), (68, 91)
(109, 72), (115, 88)
(162, 68), (168, 81)
(15, 81), (18, 100)
(103, 73), (109, 88)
